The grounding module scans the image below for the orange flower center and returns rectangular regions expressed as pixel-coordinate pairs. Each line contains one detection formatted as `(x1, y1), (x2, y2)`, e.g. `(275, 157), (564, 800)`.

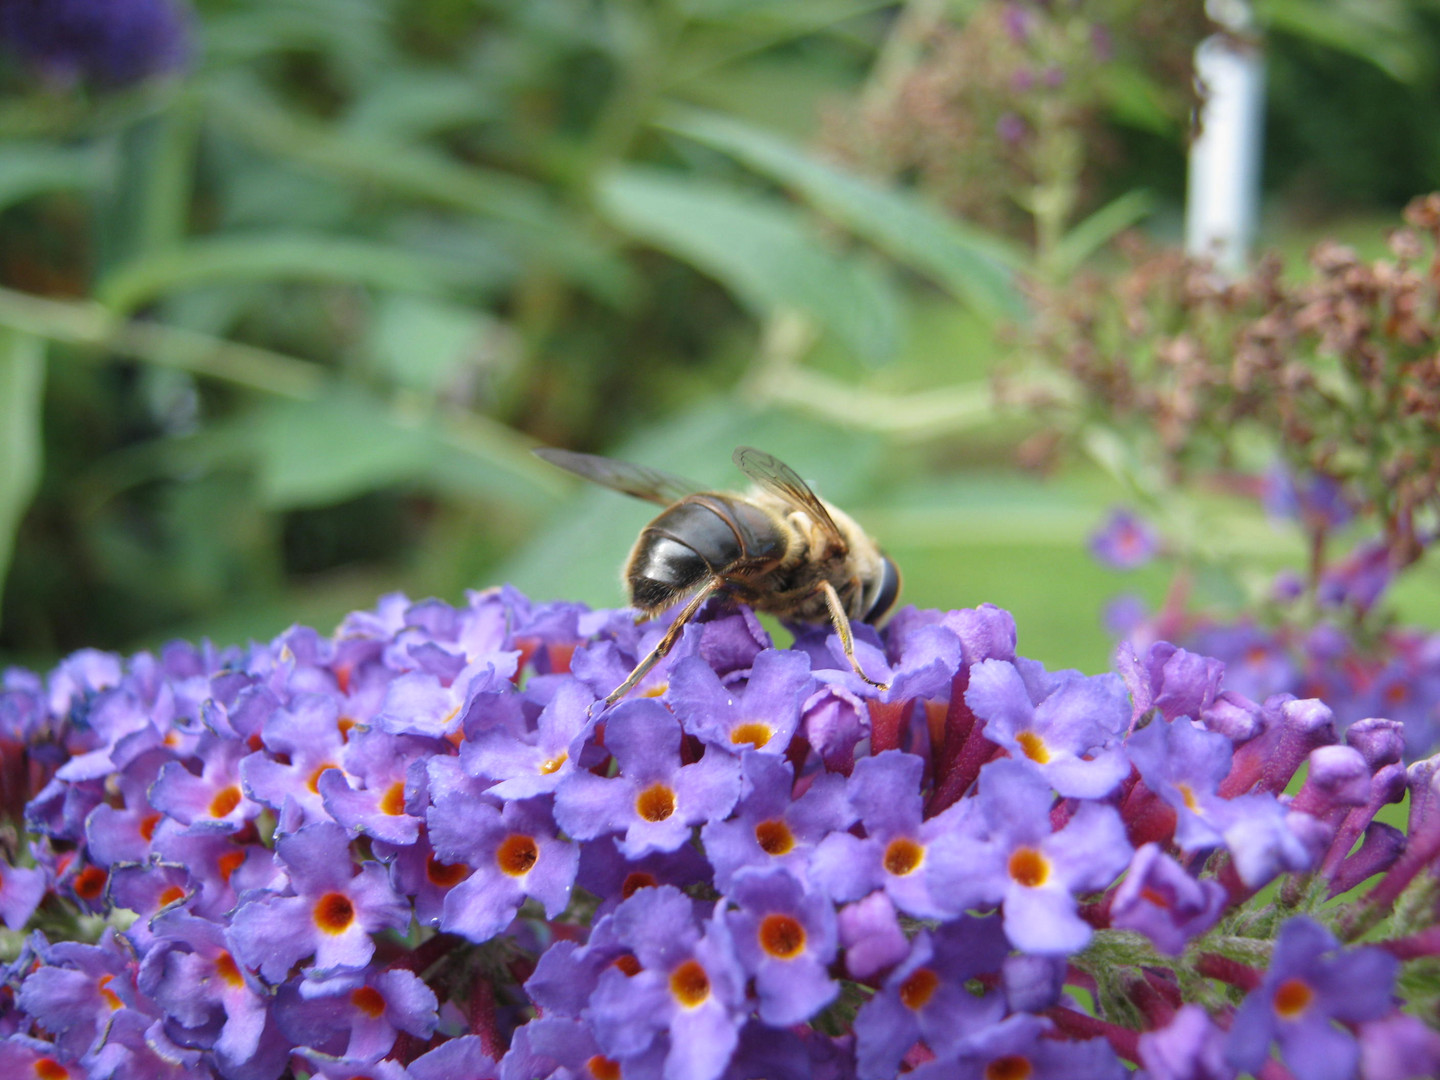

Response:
(378, 782), (407, 816)
(758, 914), (806, 959)
(730, 722), (774, 749)
(985, 1054), (1034, 1080)
(899, 967), (939, 1011)
(1273, 977), (1315, 1019)
(209, 785), (242, 818)
(883, 837), (924, 877)
(351, 985), (387, 1018)
(1015, 731), (1050, 763)
(669, 959), (711, 1008)
(636, 783), (676, 823)
(621, 872), (658, 899)
(426, 855), (467, 888)
(497, 834), (539, 877)
(313, 891), (356, 934)
(755, 819), (795, 856)
(1007, 847), (1050, 888)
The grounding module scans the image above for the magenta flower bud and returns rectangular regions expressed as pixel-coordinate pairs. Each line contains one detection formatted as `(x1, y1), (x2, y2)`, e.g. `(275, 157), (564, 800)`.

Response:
(1291, 746), (1371, 820)
(1223, 697), (1337, 798)
(1328, 821), (1406, 896)
(1346, 718), (1406, 769)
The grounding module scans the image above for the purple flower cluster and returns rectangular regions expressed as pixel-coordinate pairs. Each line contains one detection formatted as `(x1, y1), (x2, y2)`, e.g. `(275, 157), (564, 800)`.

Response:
(0, 0), (191, 88)
(1, 588), (1438, 1080)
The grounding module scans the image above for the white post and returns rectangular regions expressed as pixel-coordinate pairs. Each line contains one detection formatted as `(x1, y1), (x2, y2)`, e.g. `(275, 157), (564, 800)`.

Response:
(1185, 3), (1265, 275)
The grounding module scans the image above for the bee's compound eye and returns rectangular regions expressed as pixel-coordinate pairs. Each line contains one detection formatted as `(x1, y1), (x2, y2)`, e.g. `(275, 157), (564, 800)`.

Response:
(864, 555), (902, 622)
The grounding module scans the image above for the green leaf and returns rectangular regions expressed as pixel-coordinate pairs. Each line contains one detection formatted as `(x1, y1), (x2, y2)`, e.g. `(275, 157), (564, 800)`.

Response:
(656, 108), (1026, 321)
(96, 233), (494, 315)
(232, 391), (553, 511)
(596, 167), (903, 364)
(0, 142), (107, 213)
(0, 330), (45, 627)
(205, 82), (636, 306)
(367, 294), (511, 396)
(1050, 190), (1155, 278)
(1257, 0), (1428, 84)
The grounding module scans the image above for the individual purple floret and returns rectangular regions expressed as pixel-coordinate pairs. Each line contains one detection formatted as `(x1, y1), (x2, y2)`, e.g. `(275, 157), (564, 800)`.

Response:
(1227, 917), (1398, 1080)
(584, 885), (746, 1080)
(553, 697), (741, 858)
(426, 793), (577, 943)
(851, 916), (1008, 1080)
(666, 648), (813, 753)
(723, 866), (838, 1026)
(227, 822), (409, 982)
(965, 659), (1131, 798)
(1110, 843), (1227, 955)
(0, 0), (193, 88)
(933, 757), (1132, 954)
(1090, 508), (1160, 570)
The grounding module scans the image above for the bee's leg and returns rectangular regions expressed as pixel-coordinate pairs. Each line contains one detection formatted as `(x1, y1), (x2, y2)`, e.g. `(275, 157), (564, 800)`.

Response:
(817, 580), (890, 692)
(605, 579), (724, 706)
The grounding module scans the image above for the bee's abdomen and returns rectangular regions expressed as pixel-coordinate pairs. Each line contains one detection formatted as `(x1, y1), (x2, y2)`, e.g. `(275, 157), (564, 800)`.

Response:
(625, 496), (785, 613)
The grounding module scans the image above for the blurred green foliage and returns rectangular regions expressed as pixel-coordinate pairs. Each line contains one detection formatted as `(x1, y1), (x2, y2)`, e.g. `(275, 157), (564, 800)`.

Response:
(2, 0), (1439, 675)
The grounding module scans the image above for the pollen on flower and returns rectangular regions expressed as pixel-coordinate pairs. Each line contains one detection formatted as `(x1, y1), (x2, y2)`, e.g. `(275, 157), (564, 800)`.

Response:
(1015, 730), (1050, 763)
(215, 950), (245, 988)
(642, 681), (669, 697)
(758, 913), (806, 959)
(669, 958), (711, 1007)
(754, 818), (795, 855)
(378, 781), (407, 816)
(426, 855), (467, 888)
(157, 885), (186, 907)
(586, 1055), (622, 1080)
(33, 1059), (69, 1080)
(217, 849), (246, 884)
(1175, 781), (1200, 812)
(73, 865), (107, 901)
(209, 784), (242, 818)
(351, 985), (387, 1017)
(497, 834), (540, 876)
(307, 764), (340, 794)
(98, 974), (123, 1010)
(139, 812), (161, 841)
(636, 782), (676, 822)
(883, 837), (925, 876)
(1008, 847), (1050, 888)
(540, 751), (568, 774)
(313, 891), (356, 933)
(622, 871), (658, 898)
(730, 721), (773, 749)
(984, 1054), (1034, 1080)
(337, 716), (357, 741)
(1272, 977), (1315, 1019)
(899, 967), (939, 1010)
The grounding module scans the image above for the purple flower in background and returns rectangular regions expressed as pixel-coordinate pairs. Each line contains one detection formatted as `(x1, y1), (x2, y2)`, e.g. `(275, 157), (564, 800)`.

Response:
(0, 0), (192, 87)
(1227, 917), (1398, 1080)
(1090, 508), (1160, 570)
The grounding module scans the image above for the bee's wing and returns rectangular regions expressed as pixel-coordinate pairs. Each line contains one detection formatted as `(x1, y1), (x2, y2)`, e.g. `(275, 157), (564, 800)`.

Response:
(533, 447), (702, 506)
(732, 446), (847, 551)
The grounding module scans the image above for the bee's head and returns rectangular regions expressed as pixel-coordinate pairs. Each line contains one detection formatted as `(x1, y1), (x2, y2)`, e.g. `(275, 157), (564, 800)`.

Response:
(862, 553), (902, 623)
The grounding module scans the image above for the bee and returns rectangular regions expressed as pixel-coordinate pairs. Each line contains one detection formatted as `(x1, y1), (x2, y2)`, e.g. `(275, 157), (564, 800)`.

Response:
(534, 445), (901, 704)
